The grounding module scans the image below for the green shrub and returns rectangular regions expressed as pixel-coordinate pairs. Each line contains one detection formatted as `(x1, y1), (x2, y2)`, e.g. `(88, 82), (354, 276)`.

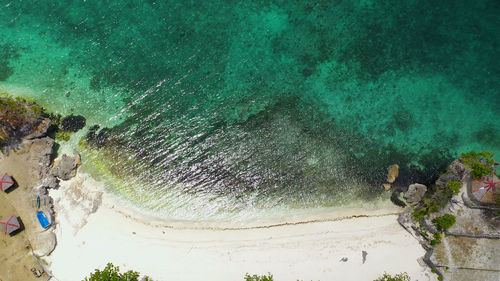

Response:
(430, 233), (442, 245)
(433, 232), (442, 240)
(446, 180), (461, 195)
(461, 151), (495, 179)
(412, 208), (427, 222)
(373, 272), (411, 281)
(55, 130), (73, 142)
(424, 197), (443, 213)
(83, 263), (150, 281)
(433, 214), (456, 232)
(412, 197), (444, 221)
(244, 273), (274, 281)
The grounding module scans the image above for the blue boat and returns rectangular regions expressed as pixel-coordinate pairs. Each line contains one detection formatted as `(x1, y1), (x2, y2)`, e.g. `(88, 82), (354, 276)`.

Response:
(36, 211), (51, 229)
(36, 196), (40, 209)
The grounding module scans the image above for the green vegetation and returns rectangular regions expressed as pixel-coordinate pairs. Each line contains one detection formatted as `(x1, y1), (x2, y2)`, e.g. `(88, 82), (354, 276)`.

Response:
(433, 214), (456, 232)
(46, 112), (62, 127)
(461, 151), (495, 179)
(412, 197), (445, 222)
(446, 180), (461, 195)
(55, 130), (73, 142)
(244, 273), (274, 281)
(0, 94), (43, 117)
(430, 232), (442, 245)
(412, 151), (497, 225)
(0, 97), (28, 115)
(373, 272), (411, 281)
(83, 263), (151, 281)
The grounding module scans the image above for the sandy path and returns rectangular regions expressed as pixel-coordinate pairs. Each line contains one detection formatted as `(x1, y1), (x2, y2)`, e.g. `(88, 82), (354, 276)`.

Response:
(47, 174), (435, 281)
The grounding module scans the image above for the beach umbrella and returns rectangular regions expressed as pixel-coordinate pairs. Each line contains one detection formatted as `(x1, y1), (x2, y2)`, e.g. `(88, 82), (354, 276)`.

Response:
(471, 175), (500, 204)
(0, 173), (14, 192)
(0, 215), (20, 235)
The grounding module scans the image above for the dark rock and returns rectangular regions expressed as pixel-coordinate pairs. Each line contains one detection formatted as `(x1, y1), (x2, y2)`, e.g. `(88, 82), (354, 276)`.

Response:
(87, 126), (112, 148)
(40, 175), (59, 189)
(50, 152), (81, 180)
(340, 257), (348, 262)
(390, 190), (407, 207)
(33, 185), (48, 196)
(25, 118), (51, 140)
(61, 114), (86, 132)
(404, 183), (427, 206)
(362, 251), (367, 264)
(85, 125), (100, 143)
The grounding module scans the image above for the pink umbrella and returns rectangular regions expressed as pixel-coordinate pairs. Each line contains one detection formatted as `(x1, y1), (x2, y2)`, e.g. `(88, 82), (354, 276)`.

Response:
(0, 173), (14, 192)
(471, 175), (500, 204)
(0, 215), (20, 235)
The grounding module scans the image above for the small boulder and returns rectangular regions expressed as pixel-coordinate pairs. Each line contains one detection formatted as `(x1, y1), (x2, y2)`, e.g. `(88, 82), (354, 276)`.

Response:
(383, 183), (391, 190)
(50, 152), (81, 180)
(387, 164), (399, 183)
(86, 126), (112, 148)
(32, 230), (56, 256)
(25, 118), (51, 140)
(61, 114), (86, 132)
(404, 183), (427, 205)
(40, 175), (59, 189)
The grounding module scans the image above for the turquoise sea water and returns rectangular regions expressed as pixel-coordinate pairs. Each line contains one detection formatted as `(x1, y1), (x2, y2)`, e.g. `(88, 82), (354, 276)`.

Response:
(1, 1), (499, 220)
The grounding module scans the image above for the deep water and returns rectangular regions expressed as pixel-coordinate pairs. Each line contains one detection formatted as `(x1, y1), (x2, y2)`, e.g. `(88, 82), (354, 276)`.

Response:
(1, 1), (499, 219)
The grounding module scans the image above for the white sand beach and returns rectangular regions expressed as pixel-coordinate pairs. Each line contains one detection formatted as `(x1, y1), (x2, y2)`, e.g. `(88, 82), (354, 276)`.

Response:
(47, 173), (435, 281)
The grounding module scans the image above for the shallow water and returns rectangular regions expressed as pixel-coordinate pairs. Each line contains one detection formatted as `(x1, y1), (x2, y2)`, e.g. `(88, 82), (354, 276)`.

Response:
(1, 1), (499, 220)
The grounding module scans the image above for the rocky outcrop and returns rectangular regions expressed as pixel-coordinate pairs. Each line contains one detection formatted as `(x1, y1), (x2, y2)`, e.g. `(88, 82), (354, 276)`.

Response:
(435, 159), (466, 187)
(40, 175), (59, 189)
(61, 114), (86, 132)
(10, 137), (55, 180)
(31, 231), (57, 257)
(404, 183), (427, 206)
(397, 208), (430, 246)
(383, 164), (400, 190)
(50, 152), (81, 180)
(387, 164), (399, 183)
(25, 118), (51, 140)
(0, 97), (46, 150)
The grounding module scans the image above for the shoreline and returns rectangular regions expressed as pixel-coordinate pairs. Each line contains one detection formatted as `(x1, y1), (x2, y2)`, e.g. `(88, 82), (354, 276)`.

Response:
(46, 172), (435, 281)
(55, 172), (405, 231)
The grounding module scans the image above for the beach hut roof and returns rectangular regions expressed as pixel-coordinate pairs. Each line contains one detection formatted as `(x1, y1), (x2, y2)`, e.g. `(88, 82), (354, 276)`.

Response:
(471, 175), (500, 204)
(0, 215), (20, 235)
(0, 173), (14, 192)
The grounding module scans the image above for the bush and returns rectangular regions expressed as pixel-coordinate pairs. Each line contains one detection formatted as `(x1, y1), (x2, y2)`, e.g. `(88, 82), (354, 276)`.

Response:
(83, 263), (151, 281)
(430, 239), (440, 246)
(244, 273), (274, 281)
(412, 208), (427, 222)
(373, 272), (411, 281)
(446, 180), (461, 195)
(461, 151), (495, 179)
(55, 130), (73, 142)
(430, 233), (442, 245)
(433, 214), (456, 232)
